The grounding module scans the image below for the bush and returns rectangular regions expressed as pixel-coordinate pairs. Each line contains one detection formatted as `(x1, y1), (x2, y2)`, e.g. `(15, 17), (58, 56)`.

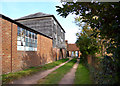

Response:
(87, 55), (118, 84)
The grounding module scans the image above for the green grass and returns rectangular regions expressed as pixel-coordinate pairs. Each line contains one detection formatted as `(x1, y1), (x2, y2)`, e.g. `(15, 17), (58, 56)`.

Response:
(2, 58), (69, 84)
(38, 58), (77, 84)
(74, 61), (93, 84)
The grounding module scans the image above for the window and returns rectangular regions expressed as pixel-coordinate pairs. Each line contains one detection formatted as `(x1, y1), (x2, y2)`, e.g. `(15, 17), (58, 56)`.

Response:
(32, 32), (34, 39)
(35, 34), (37, 39)
(25, 38), (29, 46)
(61, 29), (63, 33)
(35, 39), (37, 48)
(29, 38), (31, 43)
(29, 32), (31, 38)
(17, 27), (21, 36)
(17, 26), (37, 51)
(26, 30), (29, 37)
(21, 28), (25, 37)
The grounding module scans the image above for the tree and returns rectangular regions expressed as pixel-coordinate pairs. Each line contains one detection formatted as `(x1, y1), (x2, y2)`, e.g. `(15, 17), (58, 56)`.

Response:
(56, 2), (120, 83)
(56, 2), (120, 40)
(76, 24), (99, 55)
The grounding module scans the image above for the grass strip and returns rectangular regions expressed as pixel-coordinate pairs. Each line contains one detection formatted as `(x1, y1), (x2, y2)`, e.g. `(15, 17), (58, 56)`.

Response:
(74, 61), (93, 84)
(2, 58), (69, 84)
(38, 58), (77, 84)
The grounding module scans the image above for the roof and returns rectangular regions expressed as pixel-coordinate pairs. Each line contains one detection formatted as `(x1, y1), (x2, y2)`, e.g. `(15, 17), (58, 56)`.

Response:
(0, 14), (53, 39)
(15, 12), (65, 33)
(15, 12), (50, 20)
(67, 44), (79, 51)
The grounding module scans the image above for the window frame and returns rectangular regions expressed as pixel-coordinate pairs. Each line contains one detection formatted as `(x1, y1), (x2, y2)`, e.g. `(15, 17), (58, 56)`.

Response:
(17, 26), (37, 51)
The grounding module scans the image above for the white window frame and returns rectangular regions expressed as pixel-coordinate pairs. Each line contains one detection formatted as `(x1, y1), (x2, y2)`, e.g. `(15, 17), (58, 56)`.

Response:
(17, 27), (37, 51)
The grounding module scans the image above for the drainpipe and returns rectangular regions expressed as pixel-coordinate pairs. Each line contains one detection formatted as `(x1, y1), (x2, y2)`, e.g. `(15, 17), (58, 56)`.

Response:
(11, 23), (12, 72)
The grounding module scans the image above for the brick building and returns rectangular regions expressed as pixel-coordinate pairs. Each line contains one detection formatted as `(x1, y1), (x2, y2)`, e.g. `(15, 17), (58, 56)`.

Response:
(0, 13), (66, 74)
(15, 12), (66, 61)
(65, 40), (81, 58)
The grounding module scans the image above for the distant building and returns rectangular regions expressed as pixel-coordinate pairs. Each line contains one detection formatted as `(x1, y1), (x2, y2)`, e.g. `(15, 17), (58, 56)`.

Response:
(66, 40), (81, 58)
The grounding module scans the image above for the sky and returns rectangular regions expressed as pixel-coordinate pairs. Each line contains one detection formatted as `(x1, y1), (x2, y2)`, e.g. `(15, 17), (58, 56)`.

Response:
(0, 0), (81, 43)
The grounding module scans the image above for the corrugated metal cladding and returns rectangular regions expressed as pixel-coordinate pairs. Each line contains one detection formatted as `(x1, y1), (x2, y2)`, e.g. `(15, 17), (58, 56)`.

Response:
(16, 12), (66, 48)
(17, 17), (53, 37)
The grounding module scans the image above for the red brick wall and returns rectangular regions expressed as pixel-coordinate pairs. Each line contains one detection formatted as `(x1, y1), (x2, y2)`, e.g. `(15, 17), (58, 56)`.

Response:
(11, 24), (18, 72)
(2, 19), (17, 73)
(53, 48), (57, 61)
(2, 18), (12, 73)
(17, 51), (41, 70)
(57, 48), (60, 60)
(16, 32), (54, 71)
(0, 18), (2, 75)
(62, 49), (66, 58)
(53, 48), (66, 60)
(37, 34), (54, 64)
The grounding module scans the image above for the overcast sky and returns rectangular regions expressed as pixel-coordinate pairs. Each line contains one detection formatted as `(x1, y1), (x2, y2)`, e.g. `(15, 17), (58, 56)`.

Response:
(0, 0), (81, 43)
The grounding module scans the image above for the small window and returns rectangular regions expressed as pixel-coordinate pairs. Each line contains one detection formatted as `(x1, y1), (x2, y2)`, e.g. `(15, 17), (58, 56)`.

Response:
(35, 45), (37, 48)
(35, 34), (37, 39)
(29, 38), (31, 43)
(35, 39), (37, 48)
(17, 41), (21, 46)
(25, 42), (29, 47)
(26, 31), (29, 37)
(23, 42), (25, 46)
(17, 36), (21, 41)
(21, 28), (25, 37)
(32, 43), (35, 47)
(32, 32), (34, 39)
(32, 39), (35, 43)
(25, 38), (29, 42)
(29, 42), (32, 47)
(17, 27), (21, 36)
(21, 37), (25, 43)
(21, 41), (23, 46)
(29, 32), (31, 38)
(61, 29), (63, 33)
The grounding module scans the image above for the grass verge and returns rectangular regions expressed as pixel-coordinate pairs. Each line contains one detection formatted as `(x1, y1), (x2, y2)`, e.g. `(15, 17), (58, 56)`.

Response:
(2, 58), (69, 84)
(74, 60), (93, 84)
(37, 58), (77, 84)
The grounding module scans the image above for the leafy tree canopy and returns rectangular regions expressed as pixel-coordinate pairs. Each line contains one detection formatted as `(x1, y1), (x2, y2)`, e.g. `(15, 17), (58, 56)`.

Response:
(56, 2), (120, 83)
(56, 2), (120, 59)
(56, 2), (120, 41)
